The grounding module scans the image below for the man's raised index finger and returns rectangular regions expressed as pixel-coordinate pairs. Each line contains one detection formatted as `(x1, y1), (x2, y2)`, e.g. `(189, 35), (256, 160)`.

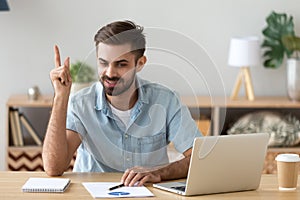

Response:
(54, 45), (61, 68)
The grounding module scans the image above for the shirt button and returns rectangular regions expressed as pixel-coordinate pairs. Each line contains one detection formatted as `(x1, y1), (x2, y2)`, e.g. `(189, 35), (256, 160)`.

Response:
(125, 134), (128, 139)
(126, 157), (130, 161)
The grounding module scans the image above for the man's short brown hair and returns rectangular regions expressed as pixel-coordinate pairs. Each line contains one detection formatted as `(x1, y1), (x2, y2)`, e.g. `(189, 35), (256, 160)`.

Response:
(94, 20), (146, 60)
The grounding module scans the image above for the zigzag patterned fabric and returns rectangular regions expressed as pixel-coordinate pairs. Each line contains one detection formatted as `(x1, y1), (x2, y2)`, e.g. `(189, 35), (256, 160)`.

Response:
(8, 150), (76, 171)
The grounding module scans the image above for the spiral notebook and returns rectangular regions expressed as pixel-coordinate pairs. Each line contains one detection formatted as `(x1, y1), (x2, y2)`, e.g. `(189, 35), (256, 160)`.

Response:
(22, 177), (71, 193)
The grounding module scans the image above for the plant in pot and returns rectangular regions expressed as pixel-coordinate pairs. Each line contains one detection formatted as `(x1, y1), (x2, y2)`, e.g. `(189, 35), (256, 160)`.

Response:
(262, 11), (300, 101)
(70, 61), (96, 94)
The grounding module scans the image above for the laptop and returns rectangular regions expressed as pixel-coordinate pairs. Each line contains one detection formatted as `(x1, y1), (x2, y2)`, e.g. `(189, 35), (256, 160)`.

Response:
(153, 133), (269, 196)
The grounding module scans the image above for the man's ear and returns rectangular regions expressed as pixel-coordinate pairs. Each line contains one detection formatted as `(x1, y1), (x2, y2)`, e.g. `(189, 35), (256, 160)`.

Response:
(136, 56), (147, 72)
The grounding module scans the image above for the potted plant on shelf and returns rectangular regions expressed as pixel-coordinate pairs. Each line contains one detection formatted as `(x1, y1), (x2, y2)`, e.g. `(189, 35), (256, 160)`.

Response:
(70, 61), (96, 94)
(262, 11), (300, 101)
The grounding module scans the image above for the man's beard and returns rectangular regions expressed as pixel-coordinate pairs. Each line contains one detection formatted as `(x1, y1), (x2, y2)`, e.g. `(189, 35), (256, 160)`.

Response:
(100, 73), (136, 96)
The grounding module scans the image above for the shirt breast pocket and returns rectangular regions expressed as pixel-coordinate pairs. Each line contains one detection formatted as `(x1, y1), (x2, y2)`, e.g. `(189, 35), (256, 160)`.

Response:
(136, 132), (169, 167)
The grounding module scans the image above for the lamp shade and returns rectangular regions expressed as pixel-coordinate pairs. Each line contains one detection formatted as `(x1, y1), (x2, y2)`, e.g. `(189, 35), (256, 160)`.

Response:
(228, 36), (260, 67)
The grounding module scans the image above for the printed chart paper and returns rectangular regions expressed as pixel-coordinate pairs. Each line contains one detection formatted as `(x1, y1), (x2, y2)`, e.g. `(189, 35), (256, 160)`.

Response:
(82, 182), (154, 198)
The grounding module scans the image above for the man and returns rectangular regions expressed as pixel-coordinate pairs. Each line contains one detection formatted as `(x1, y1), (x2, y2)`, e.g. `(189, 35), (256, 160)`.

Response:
(42, 20), (202, 186)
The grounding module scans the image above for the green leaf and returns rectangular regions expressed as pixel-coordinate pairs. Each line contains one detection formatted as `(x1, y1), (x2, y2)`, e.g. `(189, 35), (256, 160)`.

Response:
(262, 11), (295, 68)
(282, 35), (300, 52)
(70, 61), (96, 83)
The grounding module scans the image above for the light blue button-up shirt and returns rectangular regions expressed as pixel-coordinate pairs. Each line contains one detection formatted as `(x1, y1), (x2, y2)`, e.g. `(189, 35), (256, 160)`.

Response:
(67, 77), (202, 172)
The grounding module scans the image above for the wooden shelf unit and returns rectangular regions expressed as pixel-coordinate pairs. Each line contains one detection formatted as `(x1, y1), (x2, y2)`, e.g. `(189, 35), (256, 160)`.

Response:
(6, 94), (53, 108)
(181, 96), (300, 134)
(6, 95), (52, 171)
(6, 95), (300, 173)
(181, 95), (300, 174)
(6, 94), (77, 171)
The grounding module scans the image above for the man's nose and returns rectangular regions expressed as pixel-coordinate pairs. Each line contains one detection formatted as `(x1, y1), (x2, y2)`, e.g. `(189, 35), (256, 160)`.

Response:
(106, 65), (117, 77)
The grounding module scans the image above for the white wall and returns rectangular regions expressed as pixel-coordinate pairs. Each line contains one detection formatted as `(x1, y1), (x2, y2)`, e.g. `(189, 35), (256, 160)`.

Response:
(1, 0), (299, 170)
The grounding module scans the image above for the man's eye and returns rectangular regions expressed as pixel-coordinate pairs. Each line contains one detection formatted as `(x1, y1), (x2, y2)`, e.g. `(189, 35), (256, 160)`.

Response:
(99, 62), (108, 66)
(118, 63), (127, 67)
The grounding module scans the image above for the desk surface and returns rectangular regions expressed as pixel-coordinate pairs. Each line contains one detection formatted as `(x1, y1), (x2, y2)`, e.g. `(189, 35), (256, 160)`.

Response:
(0, 172), (299, 199)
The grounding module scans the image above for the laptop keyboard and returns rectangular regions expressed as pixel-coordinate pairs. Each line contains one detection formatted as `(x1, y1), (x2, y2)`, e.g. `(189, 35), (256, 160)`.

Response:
(171, 186), (186, 192)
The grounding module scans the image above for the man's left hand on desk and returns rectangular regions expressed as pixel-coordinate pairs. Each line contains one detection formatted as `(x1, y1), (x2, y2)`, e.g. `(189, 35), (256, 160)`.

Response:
(121, 166), (163, 187)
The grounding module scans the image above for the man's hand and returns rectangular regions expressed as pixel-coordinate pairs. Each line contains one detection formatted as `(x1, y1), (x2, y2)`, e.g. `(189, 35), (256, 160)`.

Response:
(50, 45), (72, 97)
(121, 166), (163, 186)
(121, 149), (192, 186)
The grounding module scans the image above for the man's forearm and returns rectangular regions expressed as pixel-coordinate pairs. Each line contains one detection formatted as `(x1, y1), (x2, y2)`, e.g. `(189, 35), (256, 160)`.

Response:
(158, 155), (191, 181)
(42, 96), (70, 176)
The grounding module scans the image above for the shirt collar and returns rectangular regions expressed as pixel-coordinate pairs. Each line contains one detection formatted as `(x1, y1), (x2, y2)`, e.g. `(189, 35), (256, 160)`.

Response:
(136, 76), (149, 105)
(94, 82), (107, 111)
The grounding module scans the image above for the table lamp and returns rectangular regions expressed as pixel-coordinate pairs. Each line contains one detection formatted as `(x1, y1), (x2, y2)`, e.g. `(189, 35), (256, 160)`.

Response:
(228, 36), (260, 101)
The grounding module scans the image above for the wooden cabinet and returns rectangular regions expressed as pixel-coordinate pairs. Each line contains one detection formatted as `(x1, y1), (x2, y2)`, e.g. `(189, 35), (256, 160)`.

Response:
(6, 95), (76, 171)
(181, 96), (300, 134)
(181, 96), (300, 174)
(6, 95), (52, 171)
(6, 95), (300, 173)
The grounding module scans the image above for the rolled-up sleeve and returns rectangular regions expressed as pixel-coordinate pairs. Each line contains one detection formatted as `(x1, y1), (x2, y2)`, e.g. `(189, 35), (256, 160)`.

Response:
(66, 97), (87, 136)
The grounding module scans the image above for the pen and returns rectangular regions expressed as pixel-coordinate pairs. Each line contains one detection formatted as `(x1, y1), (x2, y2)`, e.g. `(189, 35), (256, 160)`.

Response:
(108, 183), (125, 191)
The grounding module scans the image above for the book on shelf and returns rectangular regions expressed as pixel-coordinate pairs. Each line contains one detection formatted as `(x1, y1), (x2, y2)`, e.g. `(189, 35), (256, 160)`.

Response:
(9, 108), (24, 146)
(19, 113), (42, 146)
(13, 109), (24, 146)
(9, 108), (42, 146)
(9, 109), (19, 146)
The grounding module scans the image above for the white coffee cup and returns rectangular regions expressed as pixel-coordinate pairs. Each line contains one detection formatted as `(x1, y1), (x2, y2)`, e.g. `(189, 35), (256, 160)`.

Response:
(275, 154), (300, 191)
